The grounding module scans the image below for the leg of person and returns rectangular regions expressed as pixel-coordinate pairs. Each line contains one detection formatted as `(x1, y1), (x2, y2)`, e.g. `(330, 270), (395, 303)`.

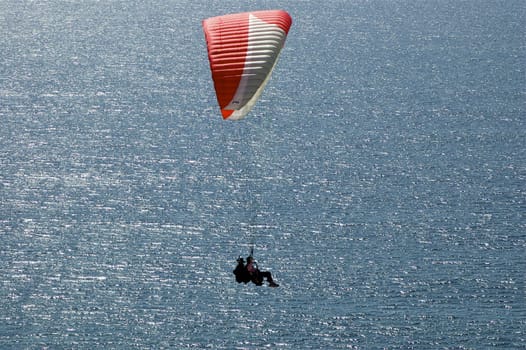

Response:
(260, 271), (273, 282)
(260, 271), (279, 287)
(251, 271), (263, 286)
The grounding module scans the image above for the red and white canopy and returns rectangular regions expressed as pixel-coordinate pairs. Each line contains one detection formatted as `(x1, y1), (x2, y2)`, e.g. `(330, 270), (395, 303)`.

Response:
(202, 10), (292, 120)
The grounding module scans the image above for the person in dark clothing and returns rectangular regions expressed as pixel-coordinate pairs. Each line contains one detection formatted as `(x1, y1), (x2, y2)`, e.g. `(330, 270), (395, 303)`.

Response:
(233, 257), (251, 284)
(246, 256), (279, 287)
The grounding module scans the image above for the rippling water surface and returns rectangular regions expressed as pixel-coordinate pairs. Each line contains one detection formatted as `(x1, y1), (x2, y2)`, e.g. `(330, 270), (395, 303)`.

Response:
(1, 0), (525, 348)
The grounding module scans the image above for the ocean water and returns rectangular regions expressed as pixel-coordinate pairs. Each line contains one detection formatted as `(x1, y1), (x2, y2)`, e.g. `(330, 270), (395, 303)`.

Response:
(1, 0), (525, 348)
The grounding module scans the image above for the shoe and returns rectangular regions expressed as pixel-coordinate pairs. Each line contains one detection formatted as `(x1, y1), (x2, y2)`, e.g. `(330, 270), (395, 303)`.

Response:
(269, 281), (279, 287)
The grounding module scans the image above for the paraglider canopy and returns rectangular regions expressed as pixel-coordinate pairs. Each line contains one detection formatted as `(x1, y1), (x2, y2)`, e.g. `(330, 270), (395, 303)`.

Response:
(202, 10), (292, 120)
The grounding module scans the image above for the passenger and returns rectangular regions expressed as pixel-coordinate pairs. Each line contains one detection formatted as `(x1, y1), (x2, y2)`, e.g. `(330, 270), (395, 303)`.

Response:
(246, 256), (279, 287)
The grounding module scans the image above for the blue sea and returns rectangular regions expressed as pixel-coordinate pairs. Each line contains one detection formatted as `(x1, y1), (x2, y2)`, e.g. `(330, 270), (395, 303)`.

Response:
(1, 0), (525, 348)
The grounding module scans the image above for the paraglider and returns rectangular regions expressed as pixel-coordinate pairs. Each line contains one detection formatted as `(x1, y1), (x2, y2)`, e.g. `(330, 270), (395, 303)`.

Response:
(203, 10), (292, 287)
(233, 256), (279, 287)
(202, 10), (292, 120)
